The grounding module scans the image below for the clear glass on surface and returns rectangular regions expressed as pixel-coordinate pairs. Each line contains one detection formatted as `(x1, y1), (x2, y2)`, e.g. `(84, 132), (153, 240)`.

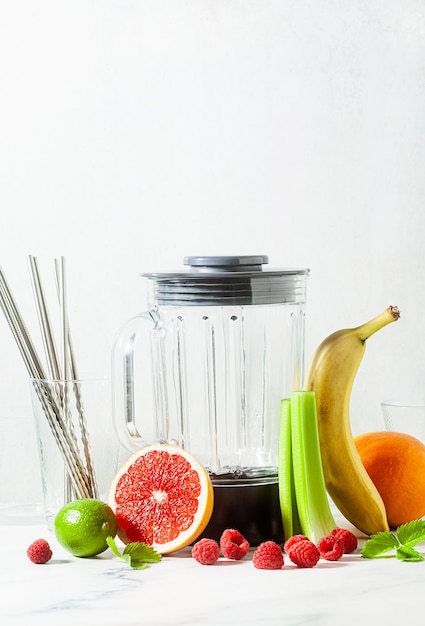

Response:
(30, 378), (123, 529)
(0, 415), (44, 525)
(382, 400), (425, 444)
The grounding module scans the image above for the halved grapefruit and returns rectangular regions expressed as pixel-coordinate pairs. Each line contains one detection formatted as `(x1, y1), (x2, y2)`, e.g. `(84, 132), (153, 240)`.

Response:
(109, 443), (214, 554)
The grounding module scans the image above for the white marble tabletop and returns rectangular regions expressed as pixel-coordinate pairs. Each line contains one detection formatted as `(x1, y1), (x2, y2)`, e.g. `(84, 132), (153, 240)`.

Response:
(2, 507), (425, 626)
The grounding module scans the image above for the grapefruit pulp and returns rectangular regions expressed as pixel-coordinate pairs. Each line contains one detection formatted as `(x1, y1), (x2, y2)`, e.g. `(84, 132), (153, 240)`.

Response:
(109, 444), (214, 554)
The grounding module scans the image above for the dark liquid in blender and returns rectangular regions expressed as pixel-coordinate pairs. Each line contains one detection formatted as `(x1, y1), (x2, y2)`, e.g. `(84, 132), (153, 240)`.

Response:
(199, 479), (284, 546)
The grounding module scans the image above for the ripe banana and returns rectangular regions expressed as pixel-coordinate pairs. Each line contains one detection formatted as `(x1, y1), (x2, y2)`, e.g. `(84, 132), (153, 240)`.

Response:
(303, 305), (400, 536)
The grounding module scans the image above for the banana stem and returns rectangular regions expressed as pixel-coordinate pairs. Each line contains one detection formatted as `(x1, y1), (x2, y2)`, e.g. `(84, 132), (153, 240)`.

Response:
(356, 306), (400, 342)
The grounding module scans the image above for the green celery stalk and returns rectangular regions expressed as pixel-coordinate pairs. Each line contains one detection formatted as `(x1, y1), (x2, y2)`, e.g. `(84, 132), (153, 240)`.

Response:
(279, 391), (337, 544)
(290, 391), (337, 542)
(278, 398), (302, 541)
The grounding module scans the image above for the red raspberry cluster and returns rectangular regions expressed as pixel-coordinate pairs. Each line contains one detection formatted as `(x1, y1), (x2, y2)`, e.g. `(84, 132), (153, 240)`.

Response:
(252, 541), (284, 570)
(192, 526), (357, 570)
(284, 527), (358, 568)
(220, 528), (250, 560)
(285, 537), (321, 568)
(27, 538), (53, 564)
(191, 538), (221, 565)
(330, 527), (358, 554)
(192, 528), (250, 565)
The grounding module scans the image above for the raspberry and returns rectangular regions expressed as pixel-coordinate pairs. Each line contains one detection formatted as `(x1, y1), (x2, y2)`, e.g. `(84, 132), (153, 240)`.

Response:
(252, 541), (284, 570)
(192, 538), (220, 565)
(220, 528), (250, 560)
(317, 535), (344, 561)
(27, 538), (52, 564)
(330, 527), (358, 554)
(287, 539), (320, 568)
(283, 534), (309, 553)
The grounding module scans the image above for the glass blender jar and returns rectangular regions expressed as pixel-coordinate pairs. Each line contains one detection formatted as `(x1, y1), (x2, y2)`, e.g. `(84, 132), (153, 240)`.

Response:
(112, 255), (309, 544)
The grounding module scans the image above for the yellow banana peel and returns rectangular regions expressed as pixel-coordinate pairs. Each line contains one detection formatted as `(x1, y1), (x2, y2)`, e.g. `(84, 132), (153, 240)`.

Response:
(304, 306), (400, 536)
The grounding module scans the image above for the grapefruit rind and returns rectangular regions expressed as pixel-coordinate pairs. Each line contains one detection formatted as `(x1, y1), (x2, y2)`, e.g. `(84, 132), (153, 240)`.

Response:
(109, 443), (214, 554)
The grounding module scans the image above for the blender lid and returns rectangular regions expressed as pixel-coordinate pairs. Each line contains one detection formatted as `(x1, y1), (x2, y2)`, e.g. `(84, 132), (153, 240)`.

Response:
(183, 255), (269, 272)
(142, 255), (310, 305)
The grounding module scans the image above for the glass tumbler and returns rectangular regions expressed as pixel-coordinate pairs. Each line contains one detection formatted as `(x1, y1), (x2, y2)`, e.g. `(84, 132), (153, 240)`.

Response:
(30, 377), (122, 529)
(382, 400), (425, 445)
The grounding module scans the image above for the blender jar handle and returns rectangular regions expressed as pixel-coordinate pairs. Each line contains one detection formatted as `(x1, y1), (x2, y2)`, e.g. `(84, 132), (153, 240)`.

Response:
(112, 309), (158, 453)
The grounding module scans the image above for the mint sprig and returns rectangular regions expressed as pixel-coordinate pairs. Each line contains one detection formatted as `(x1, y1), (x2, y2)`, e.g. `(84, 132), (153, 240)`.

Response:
(106, 536), (162, 570)
(362, 520), (425, 562)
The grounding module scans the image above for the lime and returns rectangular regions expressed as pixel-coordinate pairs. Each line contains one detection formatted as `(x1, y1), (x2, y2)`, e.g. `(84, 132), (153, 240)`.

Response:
(54, 498), (118, 557)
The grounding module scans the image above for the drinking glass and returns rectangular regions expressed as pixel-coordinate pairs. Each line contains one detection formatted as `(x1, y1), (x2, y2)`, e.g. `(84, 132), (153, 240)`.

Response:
(30, 378), (124, 529)
(381, 400), (425, 444)
(0, 415), (44, 525)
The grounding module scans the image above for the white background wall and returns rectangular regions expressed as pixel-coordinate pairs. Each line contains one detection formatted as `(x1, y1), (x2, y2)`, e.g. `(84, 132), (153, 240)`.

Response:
(1, 1), (424, 504)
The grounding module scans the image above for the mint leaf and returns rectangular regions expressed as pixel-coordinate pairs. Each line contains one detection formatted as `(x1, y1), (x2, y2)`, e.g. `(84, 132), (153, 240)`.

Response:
(129, 561), (148, 570)
(396, 544), (424, 562)
(362, 520), (425, 562)
(106, 536), (123, 558)
(106, 536), (162, 569)
(123, 543), (162, 567)
(361, 531), (399, 558)
(120, 550), (148, 570)
(396, 520), (425, 548)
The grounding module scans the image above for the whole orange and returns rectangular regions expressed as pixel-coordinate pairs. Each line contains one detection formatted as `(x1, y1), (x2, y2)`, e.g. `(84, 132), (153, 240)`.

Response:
(354, 430), (425, 528)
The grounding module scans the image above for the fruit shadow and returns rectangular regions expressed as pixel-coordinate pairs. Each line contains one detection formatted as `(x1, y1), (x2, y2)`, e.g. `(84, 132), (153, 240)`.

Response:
(302, 560), (348, 570)
(215, 559), (246, 566)
(167, 550), (245, 565)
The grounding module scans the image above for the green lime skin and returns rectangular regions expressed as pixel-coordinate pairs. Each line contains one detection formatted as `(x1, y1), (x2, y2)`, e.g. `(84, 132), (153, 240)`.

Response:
(54, 499), (118, 557)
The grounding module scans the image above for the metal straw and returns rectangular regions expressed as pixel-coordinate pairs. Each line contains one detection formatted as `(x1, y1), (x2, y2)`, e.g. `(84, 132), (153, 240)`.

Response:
(0, 267), (45, 379)
(54, 256), (73, 501)
(53, 257), (98, 498)
(27, 256), (61, 380)
(0, 259), (97, 500)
